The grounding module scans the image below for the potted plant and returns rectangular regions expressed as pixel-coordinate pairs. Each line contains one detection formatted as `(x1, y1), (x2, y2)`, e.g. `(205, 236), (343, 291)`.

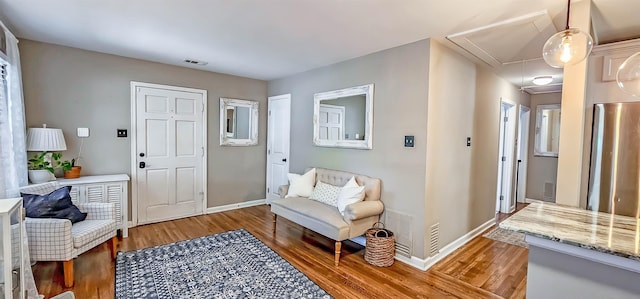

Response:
(61, 158), (82, 179)
(27, 152), (62, 183)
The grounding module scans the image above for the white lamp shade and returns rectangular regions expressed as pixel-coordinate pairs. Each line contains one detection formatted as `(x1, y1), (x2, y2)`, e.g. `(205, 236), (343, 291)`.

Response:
(26, 127), (67, 151)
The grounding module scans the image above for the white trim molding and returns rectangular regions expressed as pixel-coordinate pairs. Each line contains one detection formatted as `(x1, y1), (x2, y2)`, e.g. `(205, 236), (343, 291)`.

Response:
(395, 218), (496, 271)
(206, 199), (266, 214)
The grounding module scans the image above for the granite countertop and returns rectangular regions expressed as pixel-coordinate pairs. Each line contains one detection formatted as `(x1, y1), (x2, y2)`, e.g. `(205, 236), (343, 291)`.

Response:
(500, 201), (640, 261)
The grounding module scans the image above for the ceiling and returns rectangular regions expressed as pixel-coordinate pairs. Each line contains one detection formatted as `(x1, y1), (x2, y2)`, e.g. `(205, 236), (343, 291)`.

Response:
(0, 0), (639, 89)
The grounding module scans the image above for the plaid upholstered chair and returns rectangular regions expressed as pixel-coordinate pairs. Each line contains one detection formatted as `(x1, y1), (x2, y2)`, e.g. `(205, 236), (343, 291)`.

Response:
(20, 182), (118, 287)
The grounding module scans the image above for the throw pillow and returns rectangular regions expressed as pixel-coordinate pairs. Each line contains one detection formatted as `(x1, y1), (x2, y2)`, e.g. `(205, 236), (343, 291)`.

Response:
(309, 181), (341, 207)
(337, 176), (366, 215)
(22, 186), (87, 223)
(285, 168), (316, 198)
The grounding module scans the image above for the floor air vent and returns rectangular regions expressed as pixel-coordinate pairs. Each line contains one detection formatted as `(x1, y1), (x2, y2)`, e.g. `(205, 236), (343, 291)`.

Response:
(429, 223), (440, 257)
(385, 209), (413, 258)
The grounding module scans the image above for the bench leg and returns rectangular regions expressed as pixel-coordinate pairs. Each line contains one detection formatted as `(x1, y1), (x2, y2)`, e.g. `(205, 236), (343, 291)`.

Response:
(63, 260), (74, 287)
(110, 236), (119, 259)
(272, 214), (277, 234)
(334, 241), (342, 266)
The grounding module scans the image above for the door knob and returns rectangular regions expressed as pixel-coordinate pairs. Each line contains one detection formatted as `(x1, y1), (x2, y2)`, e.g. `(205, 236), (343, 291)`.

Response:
(282, 158), (287, 162)
(139, 153), (145, 157)
(139, 162), (146, 169)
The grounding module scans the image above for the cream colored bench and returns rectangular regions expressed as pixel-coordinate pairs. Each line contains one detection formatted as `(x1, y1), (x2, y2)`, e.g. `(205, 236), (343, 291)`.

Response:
(270, 167), (384, 265)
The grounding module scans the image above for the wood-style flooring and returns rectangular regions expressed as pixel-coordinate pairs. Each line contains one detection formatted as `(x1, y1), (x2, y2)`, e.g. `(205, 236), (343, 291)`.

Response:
(33, 203), (529, 298)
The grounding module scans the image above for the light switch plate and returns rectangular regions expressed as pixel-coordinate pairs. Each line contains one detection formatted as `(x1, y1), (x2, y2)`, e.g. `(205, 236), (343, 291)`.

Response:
(77, 127), (90, 138)
(404, 136), (414, 147)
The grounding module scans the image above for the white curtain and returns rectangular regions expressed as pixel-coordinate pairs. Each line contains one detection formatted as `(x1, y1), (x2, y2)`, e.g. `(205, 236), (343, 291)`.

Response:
(0, 24), (27, 198)
(0, 22), (42, 299)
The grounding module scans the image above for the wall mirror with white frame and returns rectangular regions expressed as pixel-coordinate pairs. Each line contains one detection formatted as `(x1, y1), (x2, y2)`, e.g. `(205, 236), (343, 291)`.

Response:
(534, 104), (561, 157)
(220, 98), (258, 146)
(313, 84), (374, 149)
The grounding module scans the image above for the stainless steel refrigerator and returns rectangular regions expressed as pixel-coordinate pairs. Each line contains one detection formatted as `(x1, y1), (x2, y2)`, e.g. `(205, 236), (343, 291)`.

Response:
(588, 102), (640, 217)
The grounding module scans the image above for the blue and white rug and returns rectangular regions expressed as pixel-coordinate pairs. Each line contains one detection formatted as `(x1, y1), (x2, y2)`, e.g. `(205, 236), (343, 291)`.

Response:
(115, 229), (332, 299)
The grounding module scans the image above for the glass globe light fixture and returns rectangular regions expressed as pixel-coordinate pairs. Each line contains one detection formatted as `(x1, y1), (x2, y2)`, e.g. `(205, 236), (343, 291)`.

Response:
(616, 52), (640, 97)
(542, 0), (593, 68)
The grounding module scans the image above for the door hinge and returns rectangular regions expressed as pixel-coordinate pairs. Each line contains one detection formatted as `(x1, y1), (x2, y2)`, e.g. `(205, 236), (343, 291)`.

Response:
(500, 195), (504, 201)
(504, 116), (508, 122)
(267, 187), (270, 193)
(269, 110), (271, 116)
(501, 156), (506, 162)
(268, 149), (271, 155)
(201, 147), (205, 157)
(202, 103), (205, 112)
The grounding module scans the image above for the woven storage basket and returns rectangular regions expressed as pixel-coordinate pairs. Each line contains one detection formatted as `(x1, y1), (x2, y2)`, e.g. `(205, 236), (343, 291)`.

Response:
(364, 222), (395, 267)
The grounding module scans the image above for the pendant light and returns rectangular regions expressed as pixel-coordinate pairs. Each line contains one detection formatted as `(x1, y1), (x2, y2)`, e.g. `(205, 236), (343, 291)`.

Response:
(542, 0), (593, 68)
(616, 52), (640, 97)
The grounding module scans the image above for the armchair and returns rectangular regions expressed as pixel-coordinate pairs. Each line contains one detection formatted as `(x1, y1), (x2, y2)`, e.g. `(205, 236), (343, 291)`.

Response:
(19, 182), (118, 287)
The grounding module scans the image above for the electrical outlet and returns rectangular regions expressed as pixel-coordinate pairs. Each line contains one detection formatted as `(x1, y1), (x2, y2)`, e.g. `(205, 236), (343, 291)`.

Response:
(117, 129), (127, 138)
(404, 136), (414, 147)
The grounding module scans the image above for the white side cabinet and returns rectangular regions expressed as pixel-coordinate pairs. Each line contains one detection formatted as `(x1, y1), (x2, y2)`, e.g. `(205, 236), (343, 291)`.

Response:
(0, 198), (24, 299)
(57, 174), (130, 238)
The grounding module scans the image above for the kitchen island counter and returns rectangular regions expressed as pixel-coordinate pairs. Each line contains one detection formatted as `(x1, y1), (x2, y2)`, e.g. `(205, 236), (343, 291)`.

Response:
(500, 202), (640, 299)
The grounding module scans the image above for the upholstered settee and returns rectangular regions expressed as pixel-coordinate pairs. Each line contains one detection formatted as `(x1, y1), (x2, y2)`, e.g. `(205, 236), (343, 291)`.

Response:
(270, 167), (384, 266)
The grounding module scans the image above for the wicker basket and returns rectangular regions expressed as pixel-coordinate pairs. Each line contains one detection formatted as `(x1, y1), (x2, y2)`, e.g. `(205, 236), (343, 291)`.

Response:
(364, 222), (395, 267)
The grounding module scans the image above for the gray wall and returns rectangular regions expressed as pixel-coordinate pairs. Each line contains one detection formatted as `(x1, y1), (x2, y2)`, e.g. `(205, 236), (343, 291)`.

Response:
(268, 39), (431, 259)
(323, 95), (365, 140)
(526, 92), (561, 202)
(473, 66), (531, 216)
(19, 39), (268, 215)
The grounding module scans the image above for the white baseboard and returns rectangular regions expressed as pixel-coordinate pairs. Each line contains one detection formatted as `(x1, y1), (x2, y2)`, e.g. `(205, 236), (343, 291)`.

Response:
(395, 218), (496, 271)
(206, 199), (266, 214)
(128, 221), (135, 228)
(525, 198), (543, 204)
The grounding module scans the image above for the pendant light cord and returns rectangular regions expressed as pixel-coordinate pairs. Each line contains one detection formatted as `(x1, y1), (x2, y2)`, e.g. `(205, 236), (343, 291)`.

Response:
(565, 0), (571, 30)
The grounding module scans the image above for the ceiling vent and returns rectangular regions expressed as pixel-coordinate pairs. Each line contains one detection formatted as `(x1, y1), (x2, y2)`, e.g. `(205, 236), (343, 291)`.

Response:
(184, 59), (208, 66)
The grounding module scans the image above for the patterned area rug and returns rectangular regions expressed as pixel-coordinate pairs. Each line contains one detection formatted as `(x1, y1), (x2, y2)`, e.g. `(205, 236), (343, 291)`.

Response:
(115, 229), (332, 299)
(483, 227), (528, 248)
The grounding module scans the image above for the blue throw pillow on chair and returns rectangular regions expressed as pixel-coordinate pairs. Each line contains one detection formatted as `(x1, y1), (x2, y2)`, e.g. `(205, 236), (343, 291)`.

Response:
(21, 186), (87, 223)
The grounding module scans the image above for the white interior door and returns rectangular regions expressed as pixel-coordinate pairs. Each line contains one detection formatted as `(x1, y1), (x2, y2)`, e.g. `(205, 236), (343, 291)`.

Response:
(266, 94), (291, 203)
(496, 100), (517, 214)
(516, 106), (530, 204)
(318, 104), (345, 140)
(132, 82), (206, 225)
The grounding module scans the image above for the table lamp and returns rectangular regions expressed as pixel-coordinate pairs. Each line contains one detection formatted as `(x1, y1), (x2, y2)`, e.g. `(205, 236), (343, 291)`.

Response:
(26, 124), (67, 183)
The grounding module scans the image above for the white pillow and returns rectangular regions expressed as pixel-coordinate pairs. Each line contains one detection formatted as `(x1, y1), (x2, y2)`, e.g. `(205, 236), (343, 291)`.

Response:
(285, 168), (316, 198)
(337, 176), (366, 214)
(309, 181), (341, 207)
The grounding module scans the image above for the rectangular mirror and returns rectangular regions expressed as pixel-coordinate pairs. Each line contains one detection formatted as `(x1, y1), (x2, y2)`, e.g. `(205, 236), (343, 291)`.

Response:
(313, 84), (374, 149)
(220, 98), (258, 146)
(534, 104), (561, 157)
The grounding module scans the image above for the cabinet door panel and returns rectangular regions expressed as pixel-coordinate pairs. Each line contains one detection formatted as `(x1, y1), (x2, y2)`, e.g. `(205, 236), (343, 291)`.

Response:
(68, 186), (81, 203)
(106, 184), (124, 226)
(85, 185), (105, 203)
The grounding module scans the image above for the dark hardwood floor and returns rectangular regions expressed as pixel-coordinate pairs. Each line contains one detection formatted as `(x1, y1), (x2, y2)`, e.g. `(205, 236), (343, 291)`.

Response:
(33, 204), (529, 298)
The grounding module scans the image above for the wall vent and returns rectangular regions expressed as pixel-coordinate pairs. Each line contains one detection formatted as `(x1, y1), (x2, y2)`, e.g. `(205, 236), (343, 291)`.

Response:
(183, 59), (208, 66)
(385, 209), (413, 257)
(543, 182), (555, 201)
(429, 223), (440, 257)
